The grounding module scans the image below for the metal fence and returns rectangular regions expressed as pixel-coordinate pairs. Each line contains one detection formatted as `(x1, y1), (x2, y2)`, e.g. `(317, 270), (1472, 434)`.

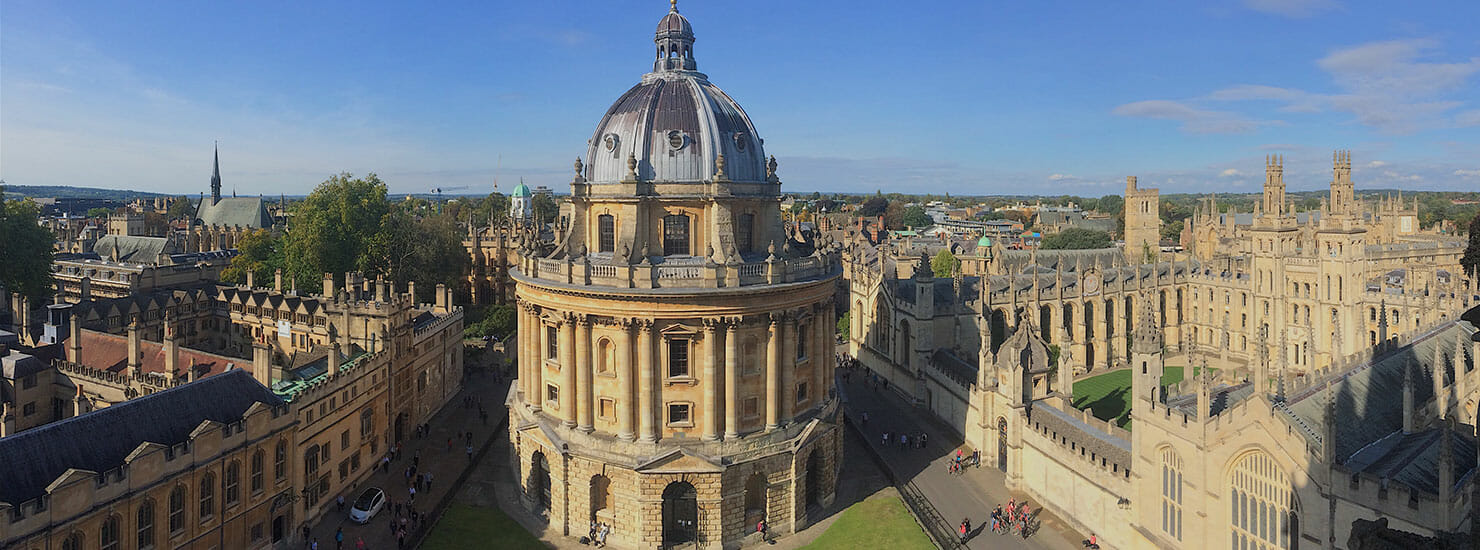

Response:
(843, 416), (961, 550)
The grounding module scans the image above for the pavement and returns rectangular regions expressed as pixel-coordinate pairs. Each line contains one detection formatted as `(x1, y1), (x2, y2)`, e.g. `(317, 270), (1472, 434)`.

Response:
(836, 364), (1086, 550)
(302, 361), (511, 550)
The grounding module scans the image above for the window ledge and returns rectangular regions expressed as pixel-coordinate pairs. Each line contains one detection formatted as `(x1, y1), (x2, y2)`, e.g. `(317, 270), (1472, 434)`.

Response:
(665, 377), (698, 386)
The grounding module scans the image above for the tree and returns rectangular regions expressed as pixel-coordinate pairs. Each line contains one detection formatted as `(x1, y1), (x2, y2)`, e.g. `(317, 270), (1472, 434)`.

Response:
(283, 173), (394, 293)
(531, 193), (558, 226)
(366, 211), (469, 303)
(883, 201), (906, 230)
(0, 187), (55, 301)
(931, 249), (960, 277)
(86, 207), (113, 218)
(1097, 194), (1125, 237)
(1040, 228), (1112, 250)
(1462, 212), (1480, 280)
(837, 311), (850, 339)
(857, 196), (888, 217)
(902, 205), (932, 228)
(221, 229), (283, 286)
(166, 196), (194, 220)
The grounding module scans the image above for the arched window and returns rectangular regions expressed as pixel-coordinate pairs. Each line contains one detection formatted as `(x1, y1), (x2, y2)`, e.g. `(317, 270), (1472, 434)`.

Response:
(200, 472), (216, 520)
(663, 214), (690, 256)
(598, 214), (616, 253)
(100, 514), (121, 550)
(225, 461), (241, 506)
(251, 450), (265, 494)
(596, 338), (613, 374)
(274, 439), (287, 481)
(1228, 451), (1296, 550)
(736, 213), (755, 253)
(137, 499), (156, 549)
(169, 485), (187, 534)
(60, 532), (83, 550)
(1160, 447), (1183, 541)
(590, 474), (611, 520)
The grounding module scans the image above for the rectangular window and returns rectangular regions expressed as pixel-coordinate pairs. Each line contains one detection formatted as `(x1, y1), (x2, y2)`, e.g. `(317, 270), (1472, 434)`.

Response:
(599, 398), (615, 420)
(598, 214), (616, 253)
(339, 460), (349, 481)
(667, 403), (692, 426)
(546, 325), (558, 360)
(796, 324), (809, 361)
(736, 213), (754, 253)
(22, 374), (36, 389)
(22, 402), (36, 416)
(796, 381), (809, 404)
(341, 430), (350, 450)
(663, 214), (690, 256)
(546, 384), (559, 406)
(668, 339), (690, 378)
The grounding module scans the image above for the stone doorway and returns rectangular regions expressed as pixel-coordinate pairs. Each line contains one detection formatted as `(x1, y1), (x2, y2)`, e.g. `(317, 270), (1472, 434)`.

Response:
(661, 481), (698, 547)
(530, 451), (551, 514)
(805, 449), (822, 507)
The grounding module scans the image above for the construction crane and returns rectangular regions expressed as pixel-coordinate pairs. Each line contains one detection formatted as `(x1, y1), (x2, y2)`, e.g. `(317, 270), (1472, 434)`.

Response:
(429, 185), (469, 214)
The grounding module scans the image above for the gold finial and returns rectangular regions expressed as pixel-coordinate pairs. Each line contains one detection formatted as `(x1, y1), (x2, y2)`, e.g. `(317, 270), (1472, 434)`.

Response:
(671, 0), (678, 11)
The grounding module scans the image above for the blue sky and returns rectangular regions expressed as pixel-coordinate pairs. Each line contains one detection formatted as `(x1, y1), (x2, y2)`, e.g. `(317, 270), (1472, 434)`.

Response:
(3, 0), (1479, 196)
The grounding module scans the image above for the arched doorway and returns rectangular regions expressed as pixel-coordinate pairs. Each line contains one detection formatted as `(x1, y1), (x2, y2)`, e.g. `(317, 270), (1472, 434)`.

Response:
(990, 309), (1007, 353)
(661, 482), (698, 547)
(590, 474), (611, 522)
(744, 473), (767, 523)
(805, 450), (822, 507)
(394, 413), (406, 443)
(529, 451), (551, 513)
(997, 417), (1008, 472)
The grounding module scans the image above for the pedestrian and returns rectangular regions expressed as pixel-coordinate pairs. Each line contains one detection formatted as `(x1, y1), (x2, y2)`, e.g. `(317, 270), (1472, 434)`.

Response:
(335, 528), (344, 550)
(959, 518), (970, 543)
(447, 437), (453, 452)
(467, 444), (474, 461)
(302, 524), (312, 545)
(899, 433), (907, 449)
(409, 486), (416, 503)
(356, 537), (366, 550)
(311, 539), (320, 550)
(757, 518), (769, 543)
(860, 411), (869, 426)
(882, 431), (890, 447)
(920, 432), (927, 448)
(426, 472), (434, 490)
(336, 494), (345, 512)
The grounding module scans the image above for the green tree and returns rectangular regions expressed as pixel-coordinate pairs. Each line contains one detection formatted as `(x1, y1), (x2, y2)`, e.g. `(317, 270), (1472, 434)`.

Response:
(1462, 212), (1480, 279)
(902, 205), (932, 228)
(857, 196), (888, 217)
(167, 196), (194, 220)
(283, 173), (394, 293)
(837, 311), (850, 339)
(367, 211), (470, 303)
(1040, 228), (1112, 250)
(221, 229), (284, 286)
(931, 249), (960, 277)
(531, 193), (558, 226)
(883, 201), (905, 230)
(0, 187), (56, 300)
(1097, 194), (1125, 237)
(86, 207), (113, 218)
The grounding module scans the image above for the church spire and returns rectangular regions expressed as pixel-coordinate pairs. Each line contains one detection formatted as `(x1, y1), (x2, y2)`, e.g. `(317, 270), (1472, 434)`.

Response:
(210, 142), (222, 206)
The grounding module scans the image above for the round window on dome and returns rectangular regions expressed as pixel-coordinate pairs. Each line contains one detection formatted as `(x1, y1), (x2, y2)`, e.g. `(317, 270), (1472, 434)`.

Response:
(667, 130), (686, 150)
(733, 132), (748, 151)
(604, 134), (619, 152)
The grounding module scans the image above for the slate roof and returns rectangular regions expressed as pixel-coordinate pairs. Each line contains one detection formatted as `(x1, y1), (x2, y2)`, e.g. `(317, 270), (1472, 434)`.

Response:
(1344, 428), (1478, 494)
(92, 235), (175, 264)
(194, 197), (272, 229)
(1, 348), (48, 380)
(0, 369), (284, 505)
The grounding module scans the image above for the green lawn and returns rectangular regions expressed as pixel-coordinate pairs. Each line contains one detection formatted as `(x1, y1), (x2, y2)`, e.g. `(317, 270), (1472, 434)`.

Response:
(1072, 366), (1209, 430)
(801, 494), (934, 550)
(421, 503), (546, 550)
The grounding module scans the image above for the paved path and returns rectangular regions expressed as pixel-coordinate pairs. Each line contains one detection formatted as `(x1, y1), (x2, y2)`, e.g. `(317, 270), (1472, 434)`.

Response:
(837, 367), (1086, 550)
(303, 364), (510, 550)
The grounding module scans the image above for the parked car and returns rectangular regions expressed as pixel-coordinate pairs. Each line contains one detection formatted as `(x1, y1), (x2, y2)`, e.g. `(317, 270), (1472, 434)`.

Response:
(348, 487), (386, 524)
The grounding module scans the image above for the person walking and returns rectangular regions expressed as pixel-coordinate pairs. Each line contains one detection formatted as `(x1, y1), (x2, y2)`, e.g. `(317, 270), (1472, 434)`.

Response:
(355, 537), (366, 550)
(334, 528), (344, 550)
(757, 518), (769, 543)
(426, 472), (433, 491)
(408, 485), (416, 503)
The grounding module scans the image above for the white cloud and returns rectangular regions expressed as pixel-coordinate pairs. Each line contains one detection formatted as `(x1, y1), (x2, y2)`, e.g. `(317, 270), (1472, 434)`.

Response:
(1048, 173), (1076, 181)
(1367, 161), (1387, 168)
(1455, 169), (1480, 178)
(1242, 0), (1339, 18)
(1220, 169), (1243, 177)
(1203, 39), (1480, 134)
(1111, 100), (1276, 134)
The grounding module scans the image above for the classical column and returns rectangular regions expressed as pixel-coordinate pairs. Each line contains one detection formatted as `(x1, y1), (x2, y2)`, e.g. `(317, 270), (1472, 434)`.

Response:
(560, 314), (577, 427)
(637, 320), (658, 442)
(617, 319), (636, 441)
(766, 313), (781, 431)
(819, 302), (833, 402)
(723, 317), (740, 439)
(576, 315), (594, 433)
(518, 303), (529, 401)
(527, 304), (543, 412)
(701, 318), (721, 441)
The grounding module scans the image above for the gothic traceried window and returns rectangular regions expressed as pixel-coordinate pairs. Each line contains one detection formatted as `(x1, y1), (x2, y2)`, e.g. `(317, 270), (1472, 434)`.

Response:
(1160, 447), (1183, 541)
(1228, 451), (1296, 550)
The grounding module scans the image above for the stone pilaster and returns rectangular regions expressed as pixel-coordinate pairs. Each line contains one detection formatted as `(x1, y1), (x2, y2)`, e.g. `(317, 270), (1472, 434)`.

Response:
(723, 316), (740, 439)
(577, 314), (594, 432)
(766, 313), (782, 431)
(638, 319), (658, 442)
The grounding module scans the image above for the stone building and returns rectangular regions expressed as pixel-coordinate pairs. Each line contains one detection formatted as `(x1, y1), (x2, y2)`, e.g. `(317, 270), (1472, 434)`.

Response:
(505, 4), (844, 548)
(0, 369), (299, 550)
(849, 153), (1480, 548)
(186, 146), (277, 253)
(1123, 176), (1162, 263)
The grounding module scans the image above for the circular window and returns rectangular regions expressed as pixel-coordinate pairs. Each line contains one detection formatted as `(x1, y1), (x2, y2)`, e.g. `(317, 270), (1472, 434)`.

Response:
(603, 134), (618, 152)
(733, 132), (748, 151)
(667, 130), (685, 150)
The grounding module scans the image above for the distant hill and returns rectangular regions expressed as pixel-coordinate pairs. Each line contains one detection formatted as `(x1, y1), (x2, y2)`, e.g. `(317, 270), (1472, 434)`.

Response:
(1, 185), (173, 200)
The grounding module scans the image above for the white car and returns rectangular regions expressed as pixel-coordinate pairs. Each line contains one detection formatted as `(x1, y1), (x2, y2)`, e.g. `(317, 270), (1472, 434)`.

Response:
(348, 487), (386, 524)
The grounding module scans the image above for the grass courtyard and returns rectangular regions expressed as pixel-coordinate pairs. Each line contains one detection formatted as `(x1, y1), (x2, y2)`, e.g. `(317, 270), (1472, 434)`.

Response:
(1071, 366), (1210, 430)
(801, 494), (934, 550)
(421, 503), (546, 550)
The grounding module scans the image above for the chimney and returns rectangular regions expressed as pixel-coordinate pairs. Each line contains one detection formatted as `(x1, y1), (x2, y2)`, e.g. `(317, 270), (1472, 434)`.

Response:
(0, 402), (13, 438)
(445, 284), (455, 309)
(408, 281), (417, 304)
(375, 275), (386, 302)
(322, 272), (335, 299)
(164, 323), (180, 382)
(344, 271), (356, 298)
(80, 277), (92, 301)
(252, 339), (272, 388)
(126, 320), (141, 378)
(435, 283), (448, 313)
(246, 270), (255, 288)
(69, 314), (83, 363)
(329, 341), (342, 377)
(73, 385), (88, 417)
(274, 268), (283, 292)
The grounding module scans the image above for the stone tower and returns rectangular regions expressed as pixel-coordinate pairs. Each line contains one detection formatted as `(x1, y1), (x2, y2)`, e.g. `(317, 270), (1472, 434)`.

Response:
(1131, 292), (1164, 404)
(1122, 176), (1161, 263)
